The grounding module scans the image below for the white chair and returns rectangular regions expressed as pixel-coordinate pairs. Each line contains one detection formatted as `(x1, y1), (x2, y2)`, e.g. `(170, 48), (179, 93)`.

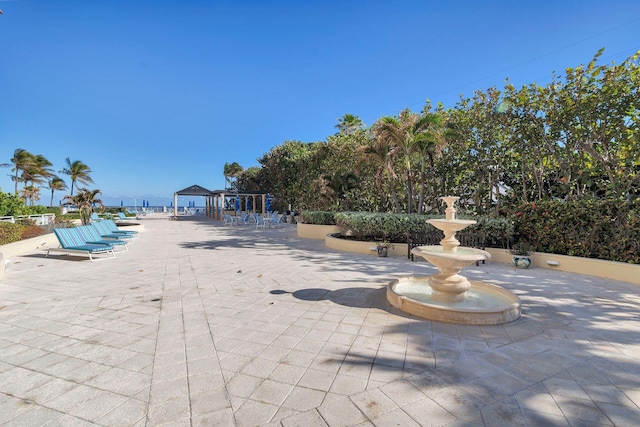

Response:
(255, 215), (266, 229)
(223, 214), (233, 225)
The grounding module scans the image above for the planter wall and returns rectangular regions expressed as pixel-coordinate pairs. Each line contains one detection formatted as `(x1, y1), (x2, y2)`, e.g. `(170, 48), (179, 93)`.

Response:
(320, 234), (640, 286)
(486, 248), (640, 286)
(324, 233), (407, 257)
(297, 223), (341, 240)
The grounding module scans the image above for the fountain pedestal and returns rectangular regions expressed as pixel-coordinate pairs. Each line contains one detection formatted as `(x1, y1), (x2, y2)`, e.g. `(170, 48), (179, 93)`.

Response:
(386, 196), (521, 325)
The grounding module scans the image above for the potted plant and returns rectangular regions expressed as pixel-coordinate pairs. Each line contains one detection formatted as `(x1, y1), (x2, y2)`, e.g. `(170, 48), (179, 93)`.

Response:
(376, 241), (393, 257)
(509, 241), (534, 269)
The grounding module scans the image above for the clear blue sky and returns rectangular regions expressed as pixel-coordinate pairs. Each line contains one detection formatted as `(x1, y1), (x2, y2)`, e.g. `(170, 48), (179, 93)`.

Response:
(1, 0), (639, 207)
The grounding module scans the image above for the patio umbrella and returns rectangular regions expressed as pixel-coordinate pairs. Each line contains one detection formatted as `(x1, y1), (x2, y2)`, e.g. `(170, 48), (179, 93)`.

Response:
(247, 197), (252, 212)
(235, 196), (240, 212)
(266, 194), (271, 213)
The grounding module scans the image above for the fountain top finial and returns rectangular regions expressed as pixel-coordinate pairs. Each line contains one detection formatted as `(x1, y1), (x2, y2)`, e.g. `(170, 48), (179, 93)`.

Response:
(441, 196), (459, 220)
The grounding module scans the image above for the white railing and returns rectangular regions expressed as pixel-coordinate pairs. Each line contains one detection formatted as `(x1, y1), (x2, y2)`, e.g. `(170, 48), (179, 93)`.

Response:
(0, 214), (56, 225)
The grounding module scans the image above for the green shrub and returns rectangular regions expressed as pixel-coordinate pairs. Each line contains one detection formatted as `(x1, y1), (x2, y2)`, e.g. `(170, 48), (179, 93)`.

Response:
(300, 211), (336, 225)
(0, 222), (26, 245)
(333, 212), (513, 245)
(513, 199), (640, 264)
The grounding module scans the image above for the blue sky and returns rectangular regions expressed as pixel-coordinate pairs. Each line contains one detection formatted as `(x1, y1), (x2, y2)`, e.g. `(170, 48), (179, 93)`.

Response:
(1, 0), (639, 207)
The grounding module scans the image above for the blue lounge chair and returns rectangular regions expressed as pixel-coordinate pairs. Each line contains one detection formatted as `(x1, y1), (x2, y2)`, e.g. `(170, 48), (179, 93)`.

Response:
(47, 228), (116, 261)
(118, 212), (137, 221)
(91, 221), (135, 243)
(76, 225), (129, 251)
(95, 219), (138, 236)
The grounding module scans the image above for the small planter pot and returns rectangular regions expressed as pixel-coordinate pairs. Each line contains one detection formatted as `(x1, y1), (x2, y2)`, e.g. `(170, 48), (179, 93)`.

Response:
(377, 247), (388, 257)
(512, 256), (531, 269)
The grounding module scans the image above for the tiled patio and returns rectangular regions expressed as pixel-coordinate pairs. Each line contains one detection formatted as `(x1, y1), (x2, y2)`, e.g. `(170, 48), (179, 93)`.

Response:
(0, 215), (638, 426)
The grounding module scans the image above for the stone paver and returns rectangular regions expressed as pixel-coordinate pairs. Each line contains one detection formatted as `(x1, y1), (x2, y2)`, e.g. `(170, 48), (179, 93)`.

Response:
(1, 214), (639, 426)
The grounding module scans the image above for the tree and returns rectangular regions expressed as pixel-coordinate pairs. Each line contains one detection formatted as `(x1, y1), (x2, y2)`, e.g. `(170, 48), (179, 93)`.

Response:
(20, 185), (40, 205)
(10, 148), (35, 194)
(48, 176), (68, 207)
(63, 188), (104, 225)
(61, 158), (93, 195)
(223, 162), (243, 190)
(335, 114), (364, 135)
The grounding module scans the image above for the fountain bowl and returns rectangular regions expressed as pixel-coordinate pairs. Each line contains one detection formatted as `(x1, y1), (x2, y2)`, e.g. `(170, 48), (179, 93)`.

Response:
(387, 276), (521, 325)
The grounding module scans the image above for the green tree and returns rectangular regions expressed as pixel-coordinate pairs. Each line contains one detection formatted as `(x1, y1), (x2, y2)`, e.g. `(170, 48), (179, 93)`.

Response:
(63, 188), (104, 225)
(20, 185), (41, 205)
(10, 148), (35, 194)
(335, 114), (364, 135)
(61, 158), (93, 195)
(223, 162), (244, 190)
(48, 176), (68, 207)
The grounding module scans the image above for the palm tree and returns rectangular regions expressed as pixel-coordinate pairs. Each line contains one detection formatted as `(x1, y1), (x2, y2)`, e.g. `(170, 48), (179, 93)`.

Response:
(21, 154), (54, 189)
(48, 176), (68, 207)
(10, 148), (35, 194)
(223, 162), (243, 190)
(63, 188), (104, 225)
(335, 114), (364, 135)
(61, 158), (93, 195)
(361, 129), (402, 212)
(20, 185), (41, 205)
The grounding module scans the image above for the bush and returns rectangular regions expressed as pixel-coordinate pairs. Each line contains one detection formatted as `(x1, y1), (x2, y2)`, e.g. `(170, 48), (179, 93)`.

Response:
(333, 212), (513, 245)
(0, 222), (26, 245)
(21, 224), (43, 240)
(300, 211), (336, 225)
(513, 199), (640, 264)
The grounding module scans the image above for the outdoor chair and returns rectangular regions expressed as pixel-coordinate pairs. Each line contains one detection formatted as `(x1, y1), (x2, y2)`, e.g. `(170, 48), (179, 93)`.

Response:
(254, 215), (266, 229)
(117, 212), (137, 221)
(92, 221), (136, 243)
(76, 225), (129, 251)
(224, 214), (233, 225)
(47, 227), (116, 262)
(100, 219), (139, 235)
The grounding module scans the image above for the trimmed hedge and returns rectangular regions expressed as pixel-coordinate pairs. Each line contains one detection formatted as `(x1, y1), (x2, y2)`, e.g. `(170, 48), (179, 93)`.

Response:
(300, 211), (336, 225)
(332, 212), (513, 247)
(513, 199), (640, 264)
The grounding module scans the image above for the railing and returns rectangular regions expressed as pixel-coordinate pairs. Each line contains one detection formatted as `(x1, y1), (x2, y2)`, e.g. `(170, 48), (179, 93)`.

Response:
(0, 214), (56, 226)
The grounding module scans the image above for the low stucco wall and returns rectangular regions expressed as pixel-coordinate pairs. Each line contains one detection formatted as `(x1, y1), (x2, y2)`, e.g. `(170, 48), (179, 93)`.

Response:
(486, 248), (640, 286)
(324, 233), (408, 257)
(297, 223), (341, 240)
(322, 233), (640, 286)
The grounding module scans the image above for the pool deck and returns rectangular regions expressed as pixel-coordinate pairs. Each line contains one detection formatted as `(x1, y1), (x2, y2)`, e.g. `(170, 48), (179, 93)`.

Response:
(1, 214), (639, 426)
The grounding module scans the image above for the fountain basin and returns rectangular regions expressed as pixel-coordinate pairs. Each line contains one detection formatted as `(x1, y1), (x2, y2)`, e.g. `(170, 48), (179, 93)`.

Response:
(387, 276), (521, 325)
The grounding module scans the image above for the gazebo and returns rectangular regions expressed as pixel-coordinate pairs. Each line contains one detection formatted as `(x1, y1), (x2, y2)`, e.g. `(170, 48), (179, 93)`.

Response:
(172, 184), (214, 219)
(172, 185), (271, 221)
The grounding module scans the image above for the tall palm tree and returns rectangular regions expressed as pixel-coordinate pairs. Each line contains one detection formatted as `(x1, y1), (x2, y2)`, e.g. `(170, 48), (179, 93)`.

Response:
(11, 148), (35, 194)
(48, 176), (68, 207)
(223, 162), (243, 190)
(21, 154), (54, 189)
(20, 185), (41, 206)
(61, 158), (93, 195)
(63, 188), (104, 225)
(361, 129), (401, 212)
(335, 114), (364, 135)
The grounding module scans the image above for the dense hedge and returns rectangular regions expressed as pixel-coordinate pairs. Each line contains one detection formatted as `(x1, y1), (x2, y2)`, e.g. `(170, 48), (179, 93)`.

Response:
(300, 211), (336, 225)
(513, 199), (640, 264)
(332, 212), (513, 247)
(0, 222), (44, 245)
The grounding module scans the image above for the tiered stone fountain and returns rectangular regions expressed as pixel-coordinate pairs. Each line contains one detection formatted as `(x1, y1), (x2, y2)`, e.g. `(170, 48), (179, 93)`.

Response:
(387, 196), (521, 325)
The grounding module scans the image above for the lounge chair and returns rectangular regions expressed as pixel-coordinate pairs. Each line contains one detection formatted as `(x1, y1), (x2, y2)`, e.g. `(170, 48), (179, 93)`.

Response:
(117, 212), (137, 221)
(47, 228), (116, 261)
(92, 221), (135, 242)
(224, 214), (233, 225)
(98, 219), (139, 235)
(76, 225), (129, 251)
